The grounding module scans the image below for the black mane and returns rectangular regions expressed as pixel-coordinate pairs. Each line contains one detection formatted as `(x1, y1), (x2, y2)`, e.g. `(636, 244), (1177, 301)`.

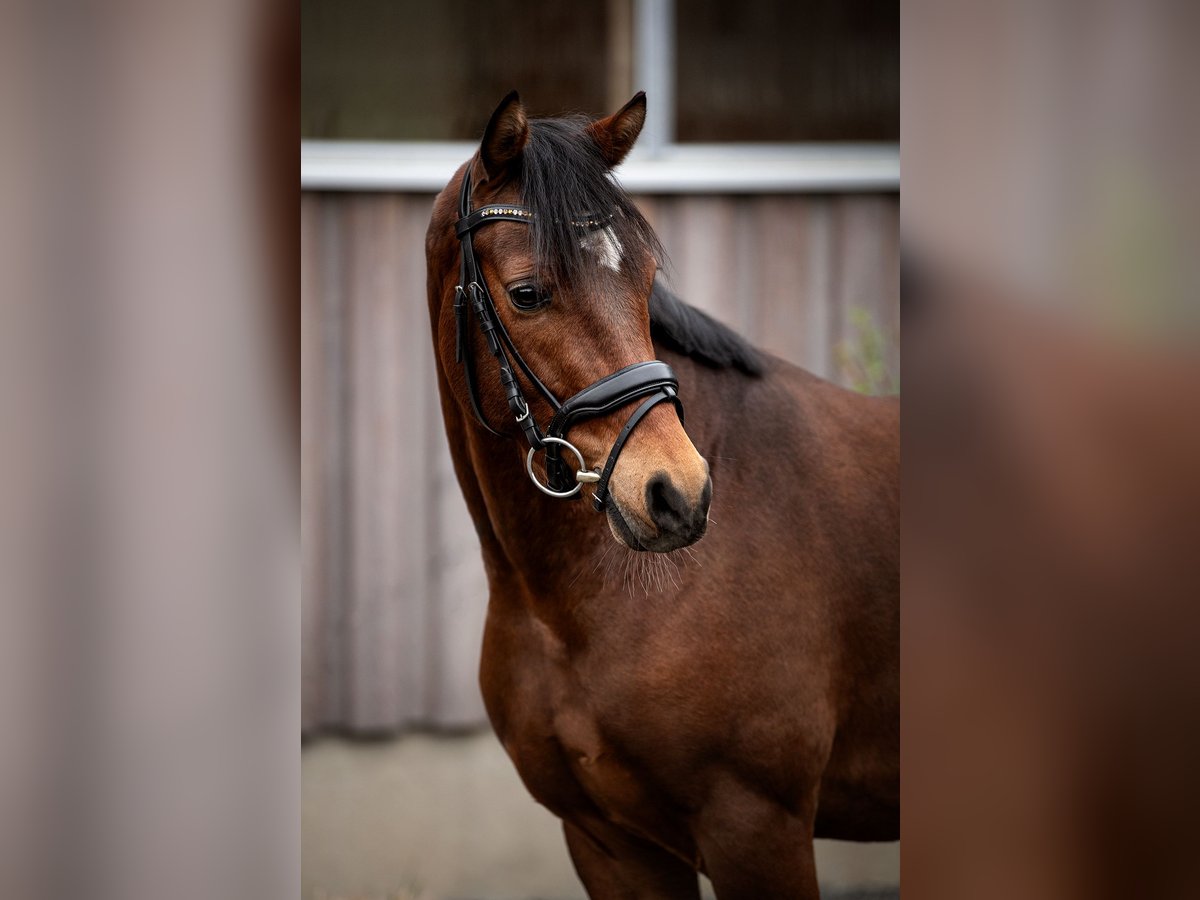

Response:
(649, 277), (765, 376)
(520, 117), (663, 286)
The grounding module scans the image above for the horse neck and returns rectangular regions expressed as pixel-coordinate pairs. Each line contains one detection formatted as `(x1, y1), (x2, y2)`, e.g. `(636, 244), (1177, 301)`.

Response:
(442, 397), (613, 621)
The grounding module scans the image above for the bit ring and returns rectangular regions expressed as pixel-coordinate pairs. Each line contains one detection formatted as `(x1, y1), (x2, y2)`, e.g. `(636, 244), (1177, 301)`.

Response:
(525, 437), (587, 498)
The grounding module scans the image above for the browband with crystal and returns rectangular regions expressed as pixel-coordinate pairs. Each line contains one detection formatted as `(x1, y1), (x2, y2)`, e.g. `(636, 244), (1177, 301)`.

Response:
(455, 205), (612, 238)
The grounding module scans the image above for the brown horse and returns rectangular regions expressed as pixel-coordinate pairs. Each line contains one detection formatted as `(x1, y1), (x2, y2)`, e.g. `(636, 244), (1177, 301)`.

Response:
(425, 92), (899, 898)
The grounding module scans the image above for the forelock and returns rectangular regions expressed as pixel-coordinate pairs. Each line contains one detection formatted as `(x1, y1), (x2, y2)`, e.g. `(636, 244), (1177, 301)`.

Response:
(518, 117), (663, 285)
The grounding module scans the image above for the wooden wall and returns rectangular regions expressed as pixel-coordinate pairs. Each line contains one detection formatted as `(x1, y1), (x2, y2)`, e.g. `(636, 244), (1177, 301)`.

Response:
(301, 190), (899, 734)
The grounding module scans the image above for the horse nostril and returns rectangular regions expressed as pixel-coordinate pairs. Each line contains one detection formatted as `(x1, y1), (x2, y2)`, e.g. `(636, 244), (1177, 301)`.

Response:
(645, 472), (691, 532)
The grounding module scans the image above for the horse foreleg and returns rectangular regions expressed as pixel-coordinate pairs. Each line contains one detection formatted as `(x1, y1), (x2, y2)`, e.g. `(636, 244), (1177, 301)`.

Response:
(693, 783), (820, 900)
(564, 819), (701, 900)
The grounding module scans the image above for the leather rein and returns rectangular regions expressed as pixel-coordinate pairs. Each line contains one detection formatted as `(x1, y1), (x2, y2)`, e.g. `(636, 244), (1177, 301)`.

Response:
(452, 167), (683, 512)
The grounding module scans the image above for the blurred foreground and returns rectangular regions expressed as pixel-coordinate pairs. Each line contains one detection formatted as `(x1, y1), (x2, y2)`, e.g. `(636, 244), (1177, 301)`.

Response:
(904, 1), (1200, 897)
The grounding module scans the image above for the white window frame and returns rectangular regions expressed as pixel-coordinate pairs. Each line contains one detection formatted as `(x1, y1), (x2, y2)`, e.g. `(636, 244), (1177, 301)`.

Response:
(300, 0), (899, 194)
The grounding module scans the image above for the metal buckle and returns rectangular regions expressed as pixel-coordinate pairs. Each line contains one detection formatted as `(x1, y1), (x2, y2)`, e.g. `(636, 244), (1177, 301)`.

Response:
(525, 437), (596, 498)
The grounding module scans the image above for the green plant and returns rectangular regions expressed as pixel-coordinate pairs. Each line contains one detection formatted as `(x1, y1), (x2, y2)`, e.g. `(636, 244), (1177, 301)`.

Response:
(835, 308), (899, 395)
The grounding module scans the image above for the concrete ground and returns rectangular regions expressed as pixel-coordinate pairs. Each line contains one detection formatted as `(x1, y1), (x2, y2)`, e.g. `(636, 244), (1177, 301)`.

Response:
(303, 733), (899, 900)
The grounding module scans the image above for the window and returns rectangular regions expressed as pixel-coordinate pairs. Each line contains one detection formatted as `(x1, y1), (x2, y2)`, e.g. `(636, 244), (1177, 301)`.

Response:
(676, 0), (898, 142)
(302, 0), (627, 141)
(301, 0), (899, 191)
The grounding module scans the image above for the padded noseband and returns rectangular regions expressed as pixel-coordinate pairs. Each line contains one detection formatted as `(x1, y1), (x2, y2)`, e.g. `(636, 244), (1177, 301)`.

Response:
(452, 168), (684, 511)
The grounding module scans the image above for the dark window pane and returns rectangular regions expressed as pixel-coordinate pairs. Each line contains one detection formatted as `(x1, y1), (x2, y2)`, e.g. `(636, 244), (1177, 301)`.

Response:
(676, 0), (899, 142)
(302, 0), (624, 140)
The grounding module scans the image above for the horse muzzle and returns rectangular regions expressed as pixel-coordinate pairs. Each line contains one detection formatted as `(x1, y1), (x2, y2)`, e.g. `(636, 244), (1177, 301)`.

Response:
(607, 468), (711, 553)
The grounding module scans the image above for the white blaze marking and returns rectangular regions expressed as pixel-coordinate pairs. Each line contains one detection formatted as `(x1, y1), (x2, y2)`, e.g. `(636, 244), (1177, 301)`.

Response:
(581, 226), (623, 272)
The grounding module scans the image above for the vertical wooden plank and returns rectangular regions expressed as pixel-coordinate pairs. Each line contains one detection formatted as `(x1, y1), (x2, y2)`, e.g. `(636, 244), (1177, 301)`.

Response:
(879, 196), (901, 381)
(382, 193), (434, 729)
(317, 193), (349, 729)
(345, 194), (381, 729)
(631, 194), (658, 232)
(843, 194), (880, 387)
(729, 196), (762, 339)
(864, 194), (899, 386)
(300, 194), (323, 732)
(831, 195), (900, 391)
(753, 196), (810, 368)
(803, 195), (835, 379)
(414, 191), (490, 728)
(666, 196), (737, 318)
(660, 193), (692, 293)
(631, 194), (661, 264)
(347, 194), (424, 730)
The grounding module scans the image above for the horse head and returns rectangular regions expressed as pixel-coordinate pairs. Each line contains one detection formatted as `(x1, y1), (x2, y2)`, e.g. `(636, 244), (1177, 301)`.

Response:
(427, 92), (711, 552)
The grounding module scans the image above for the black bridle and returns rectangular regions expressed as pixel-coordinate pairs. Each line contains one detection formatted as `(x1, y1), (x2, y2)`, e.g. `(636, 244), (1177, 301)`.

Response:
(452, 168), (683, 511)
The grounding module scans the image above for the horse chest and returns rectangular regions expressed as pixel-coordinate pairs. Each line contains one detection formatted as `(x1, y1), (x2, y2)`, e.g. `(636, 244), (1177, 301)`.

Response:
(483, 620), (690, 848)
(507, 691), (692, 854)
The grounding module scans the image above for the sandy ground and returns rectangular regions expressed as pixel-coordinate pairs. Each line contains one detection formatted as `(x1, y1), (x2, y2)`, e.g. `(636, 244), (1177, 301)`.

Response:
(303, 733), (899, 899)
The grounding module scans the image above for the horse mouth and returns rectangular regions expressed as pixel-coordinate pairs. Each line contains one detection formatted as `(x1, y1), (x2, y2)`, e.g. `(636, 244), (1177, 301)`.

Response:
(606, 501), (651, 551)
(605, 494), (708, 554)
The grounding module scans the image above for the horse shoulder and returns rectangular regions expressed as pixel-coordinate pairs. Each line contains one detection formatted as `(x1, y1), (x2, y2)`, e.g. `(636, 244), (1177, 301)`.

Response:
(479, 594), (645, 826)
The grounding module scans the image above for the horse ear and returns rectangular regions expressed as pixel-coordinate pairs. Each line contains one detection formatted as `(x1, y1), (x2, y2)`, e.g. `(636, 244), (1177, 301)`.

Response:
(480, 90), (529, 180)
(587, 92), (647, 168)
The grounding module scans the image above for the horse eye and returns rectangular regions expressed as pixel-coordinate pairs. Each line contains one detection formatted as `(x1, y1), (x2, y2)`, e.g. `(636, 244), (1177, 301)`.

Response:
(507, 284), (551, 311)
